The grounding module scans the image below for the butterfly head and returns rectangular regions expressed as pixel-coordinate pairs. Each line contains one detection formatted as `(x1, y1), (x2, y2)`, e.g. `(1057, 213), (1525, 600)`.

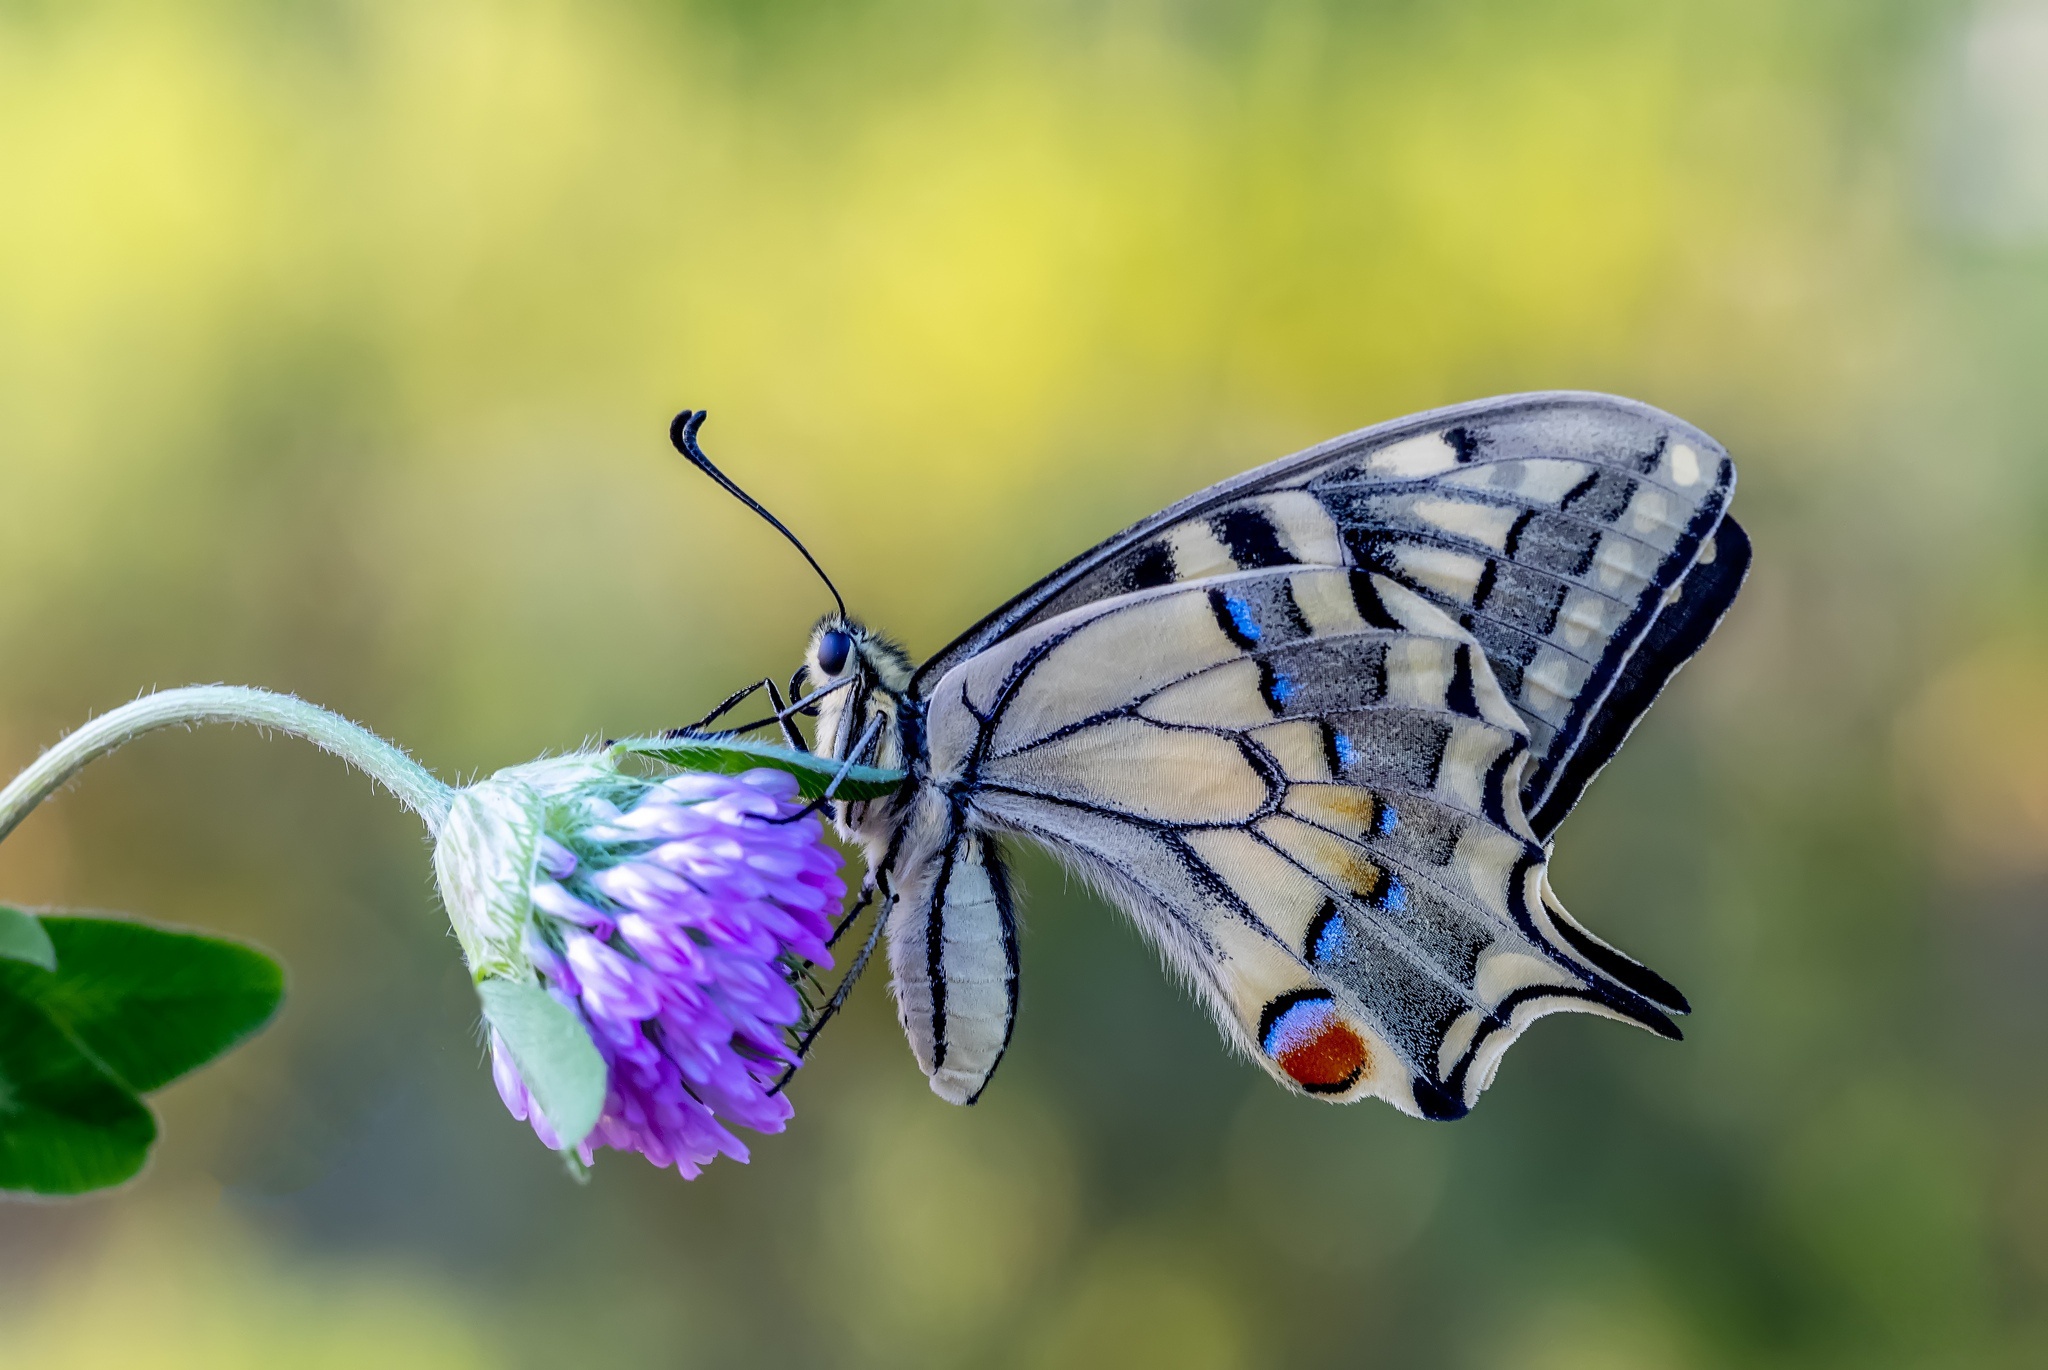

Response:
(801, 615), (913, 770)
(804, 615), (912, 695)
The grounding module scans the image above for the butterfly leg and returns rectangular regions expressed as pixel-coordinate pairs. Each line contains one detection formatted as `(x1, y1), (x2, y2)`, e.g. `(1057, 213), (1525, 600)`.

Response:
(826, 870), (879, 950)
(671, 678), (854, 745)
(667, 676), (813, 749)
(770, 819), (913, 1093)
(764, 713), (886, 826)
(770, 860), (897, 1095)
(671, 678), (770, 735)
(760, 677), (806, 749)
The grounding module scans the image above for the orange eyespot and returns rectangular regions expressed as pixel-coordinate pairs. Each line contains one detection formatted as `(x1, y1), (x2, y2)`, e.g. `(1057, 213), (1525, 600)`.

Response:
(1278, 1021), (1369, 1089)
(1260, 991), (1369, 1092)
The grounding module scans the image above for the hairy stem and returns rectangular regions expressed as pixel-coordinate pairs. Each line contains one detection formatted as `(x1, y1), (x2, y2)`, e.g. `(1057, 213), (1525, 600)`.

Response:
(0, 686), (454, 842)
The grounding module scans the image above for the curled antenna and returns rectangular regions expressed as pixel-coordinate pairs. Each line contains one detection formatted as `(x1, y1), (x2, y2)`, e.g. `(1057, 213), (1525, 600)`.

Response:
(669, 410), (847, 619)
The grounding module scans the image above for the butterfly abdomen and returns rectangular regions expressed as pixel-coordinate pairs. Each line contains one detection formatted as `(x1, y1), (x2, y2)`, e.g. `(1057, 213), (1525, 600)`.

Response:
(882, 801), (1021, 1106)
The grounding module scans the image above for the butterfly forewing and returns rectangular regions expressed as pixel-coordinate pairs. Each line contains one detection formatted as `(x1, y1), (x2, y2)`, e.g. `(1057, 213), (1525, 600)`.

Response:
(1527, 513), (1750, 838)
(914, 393), (1740, 838)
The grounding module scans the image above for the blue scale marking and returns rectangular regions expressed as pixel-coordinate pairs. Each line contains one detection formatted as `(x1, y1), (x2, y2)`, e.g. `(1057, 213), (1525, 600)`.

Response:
(1313, 913), (1347, 964)
(1383, 877), (1408, 913)
(1224, 595), (1261, 643)
(1262, 999), (1334, 1056)
(1269, 671), (1296, 704)
(1376, 802), (1399, 837)
(1333, 731), (1359, 770)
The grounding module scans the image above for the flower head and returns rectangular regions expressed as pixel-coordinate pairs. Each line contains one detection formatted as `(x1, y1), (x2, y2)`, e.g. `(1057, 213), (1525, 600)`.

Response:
(436, 756), (844, 1178)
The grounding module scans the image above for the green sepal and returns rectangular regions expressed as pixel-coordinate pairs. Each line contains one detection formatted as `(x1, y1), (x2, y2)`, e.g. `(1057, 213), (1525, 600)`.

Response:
(477, 978), (606, 1153)
(0, 903), (56, 971)
(612, 734), (906, 801)
(434, 777), (544, 981)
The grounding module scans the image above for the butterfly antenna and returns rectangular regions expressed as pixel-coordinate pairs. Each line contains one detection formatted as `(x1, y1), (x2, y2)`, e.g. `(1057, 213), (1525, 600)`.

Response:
(670, 410), (848, 619)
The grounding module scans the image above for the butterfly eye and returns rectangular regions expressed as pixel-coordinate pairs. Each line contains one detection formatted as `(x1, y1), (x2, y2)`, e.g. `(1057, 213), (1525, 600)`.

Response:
(817, 629), (853, 676)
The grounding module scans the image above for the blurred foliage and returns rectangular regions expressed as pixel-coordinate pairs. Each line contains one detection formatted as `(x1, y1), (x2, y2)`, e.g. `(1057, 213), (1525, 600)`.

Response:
(0, 911), (284, 1194)
(2, 0), (2047, 1365)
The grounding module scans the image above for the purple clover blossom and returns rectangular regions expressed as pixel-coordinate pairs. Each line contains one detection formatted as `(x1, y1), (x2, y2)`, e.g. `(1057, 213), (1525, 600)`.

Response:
(488, 768), (844, 1178)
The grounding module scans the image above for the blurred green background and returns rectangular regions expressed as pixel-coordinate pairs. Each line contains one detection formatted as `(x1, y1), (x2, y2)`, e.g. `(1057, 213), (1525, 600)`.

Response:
(3, 0), (2046, 1365)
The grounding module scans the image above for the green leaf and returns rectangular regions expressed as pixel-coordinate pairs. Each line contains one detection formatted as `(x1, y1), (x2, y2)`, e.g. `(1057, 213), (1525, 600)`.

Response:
(0, 904), (56, 971)
(0, 986), (155, 1195)
(0, 917), (285, 1094)
(613, 734), (907, 801)
(477, 978), (606, 1151)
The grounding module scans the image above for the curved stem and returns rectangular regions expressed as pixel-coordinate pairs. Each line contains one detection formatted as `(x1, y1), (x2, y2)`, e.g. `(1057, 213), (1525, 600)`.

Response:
(0, 686), (455, 843)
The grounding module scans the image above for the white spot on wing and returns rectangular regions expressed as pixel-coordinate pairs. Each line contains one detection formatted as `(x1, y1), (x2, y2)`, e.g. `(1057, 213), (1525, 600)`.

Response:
(1288, 569), (1369, 637)
(1166, 521), (1235, 580)
(1441, 458), (1590, 503)
(1438, 723), (1512, 812)
(1142, 659), (1276, 729)
(1385, 638), (1456, 710)
(1251, 719), (1337, 782)
(1556, 588), (1624, 650)
(1670, 442), (1701, 487)
(1437, 1009), (1483, 1078)
(988, 716), (1270, 824)
(1452, 825), (1522, 919)
(1411, 496), (1519, 550)
(1475, 946), (1578, 1005)
(1521, 648), (1584, 718)
(1626, 485), (1680, 539)
(1392, 545), (1486, 603)
(1260, 490), (1348, 565)
(1593, 536), (1654, 593)
(1369, 433), (1459, 478)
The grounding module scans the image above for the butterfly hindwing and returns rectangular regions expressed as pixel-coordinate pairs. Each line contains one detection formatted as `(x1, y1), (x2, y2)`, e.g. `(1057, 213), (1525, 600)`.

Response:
(917, 565), (1681, 1116)
(914, 393), (1739, 836)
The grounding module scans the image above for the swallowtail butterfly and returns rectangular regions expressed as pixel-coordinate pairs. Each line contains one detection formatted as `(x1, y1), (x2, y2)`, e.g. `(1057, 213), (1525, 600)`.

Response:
(678, 393), (1747, 1119)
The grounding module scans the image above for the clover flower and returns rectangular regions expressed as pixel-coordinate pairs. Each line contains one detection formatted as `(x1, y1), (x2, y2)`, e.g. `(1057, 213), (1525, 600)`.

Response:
(436, 756), (845, 1178)
(0, 686), (878, 1192)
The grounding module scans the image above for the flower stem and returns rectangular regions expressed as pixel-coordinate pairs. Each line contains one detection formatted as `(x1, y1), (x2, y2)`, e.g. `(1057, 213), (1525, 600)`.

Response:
(0, 686), (455, 842)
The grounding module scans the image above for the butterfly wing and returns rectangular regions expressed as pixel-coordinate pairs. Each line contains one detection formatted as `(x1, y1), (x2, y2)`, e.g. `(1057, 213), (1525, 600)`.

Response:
(1529, 512), (1749, 837)
(914, 392), (1745, 838)
(914, 563), (1685, 1118)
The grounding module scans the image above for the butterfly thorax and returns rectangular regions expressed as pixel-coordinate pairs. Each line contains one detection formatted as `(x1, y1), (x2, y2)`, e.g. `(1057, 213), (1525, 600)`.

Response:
(800, 616), (920, 855)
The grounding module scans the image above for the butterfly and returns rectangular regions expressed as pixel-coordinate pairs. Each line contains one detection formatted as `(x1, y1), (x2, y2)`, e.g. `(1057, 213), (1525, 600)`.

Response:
(673, 392), (1748, 1119)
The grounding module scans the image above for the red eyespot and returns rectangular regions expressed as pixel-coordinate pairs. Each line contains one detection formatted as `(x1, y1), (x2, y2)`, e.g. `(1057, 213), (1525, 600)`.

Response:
(1260, 992), (1370, 1093)
(1277, 1021), (1369, 1090)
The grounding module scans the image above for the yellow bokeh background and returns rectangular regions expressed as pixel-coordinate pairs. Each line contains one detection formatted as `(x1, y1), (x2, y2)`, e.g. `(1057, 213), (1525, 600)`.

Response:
(4, 1), (2048, 1365)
